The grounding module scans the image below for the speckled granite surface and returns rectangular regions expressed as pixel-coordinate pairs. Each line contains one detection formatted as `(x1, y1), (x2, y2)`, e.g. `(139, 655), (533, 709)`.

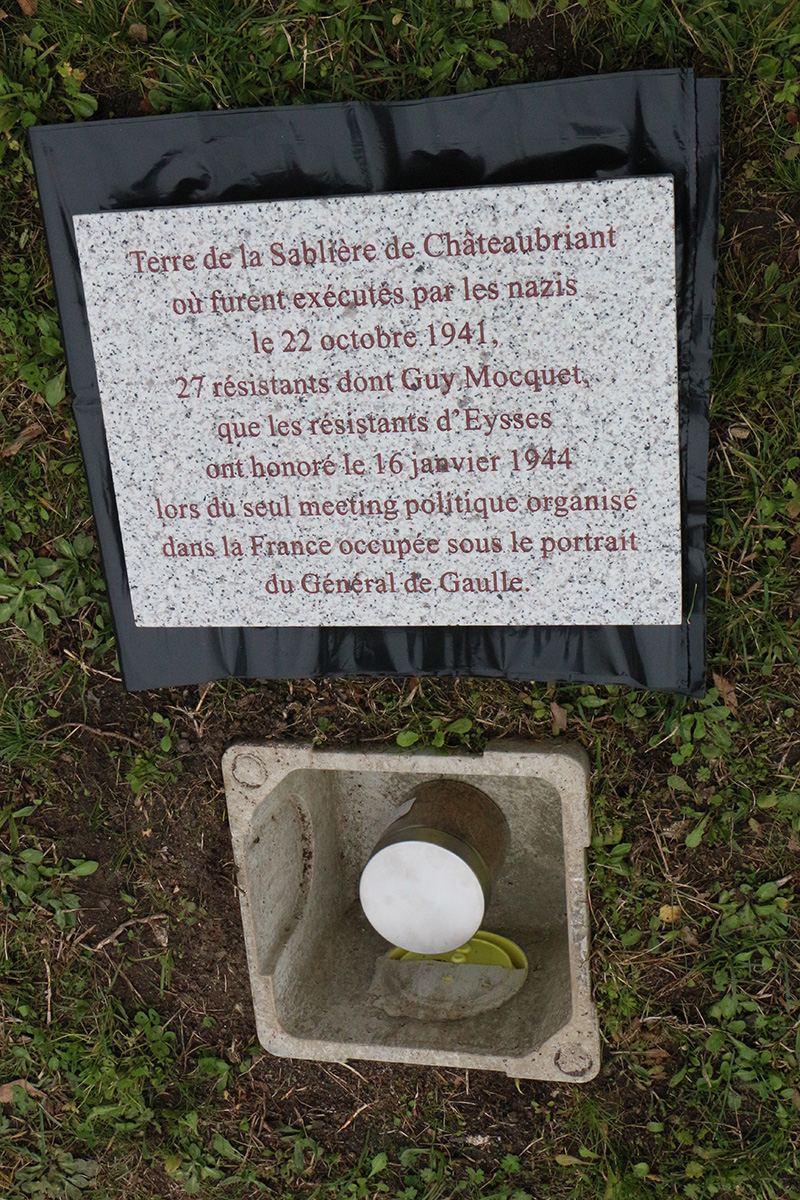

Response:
(74, 177), (680, 628)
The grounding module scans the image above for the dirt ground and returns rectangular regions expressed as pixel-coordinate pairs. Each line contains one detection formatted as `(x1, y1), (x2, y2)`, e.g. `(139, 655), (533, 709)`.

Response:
(35, 655), (793, 1184)
(41, 671), (596, 1161)
(7, 10), (798, 1193)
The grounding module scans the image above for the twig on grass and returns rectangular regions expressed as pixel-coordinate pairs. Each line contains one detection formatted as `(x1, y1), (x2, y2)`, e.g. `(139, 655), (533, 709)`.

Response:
(642, 793), (673, 880)
(70, 924), (97, 950)
(194, 681), (215, 713)
(44, 960), (52, 1026)
(93, 914), (168, 952)
(333, 1061), (370, 1085)
(62, 648), (122, 682)
(336, 1100), (376, 1134)
(44, 722), (141, 747)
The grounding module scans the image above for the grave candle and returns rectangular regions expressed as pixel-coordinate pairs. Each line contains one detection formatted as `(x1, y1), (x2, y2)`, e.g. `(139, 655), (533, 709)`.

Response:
(359, 779), (510, 955)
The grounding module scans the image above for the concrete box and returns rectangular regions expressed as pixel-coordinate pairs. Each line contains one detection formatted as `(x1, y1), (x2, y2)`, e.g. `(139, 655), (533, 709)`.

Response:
(222, 742), (599, 1081)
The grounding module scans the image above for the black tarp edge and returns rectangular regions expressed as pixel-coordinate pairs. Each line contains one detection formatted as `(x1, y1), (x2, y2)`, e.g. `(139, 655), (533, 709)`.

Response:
(28, 69), (720, 694)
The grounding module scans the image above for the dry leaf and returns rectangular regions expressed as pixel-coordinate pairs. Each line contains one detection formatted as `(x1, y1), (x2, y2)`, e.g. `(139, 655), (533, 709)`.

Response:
(2, 423), (43, 458)
(663, 819), (689, 841)
(712, 671), (738, 714)
(550, 701), (568, 733)
(728, 424), (750, 440)
(790, 534), (800, 558)
(16, 0), (36, 14)
(555, 1154), (583, 1167)
(152, 921), (168, 947)
(0, 1079), (46, 1103)
(680, 926), (700, 947)
(128, 23), (148, 42)
(659, 904), (681, 925)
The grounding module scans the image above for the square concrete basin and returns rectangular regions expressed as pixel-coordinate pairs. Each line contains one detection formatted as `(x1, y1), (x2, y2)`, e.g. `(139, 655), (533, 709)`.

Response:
(222, 742), (598, 1081)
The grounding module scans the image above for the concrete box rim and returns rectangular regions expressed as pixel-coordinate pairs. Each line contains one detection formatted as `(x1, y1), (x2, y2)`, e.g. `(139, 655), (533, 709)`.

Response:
(223, 740), (600, 1081)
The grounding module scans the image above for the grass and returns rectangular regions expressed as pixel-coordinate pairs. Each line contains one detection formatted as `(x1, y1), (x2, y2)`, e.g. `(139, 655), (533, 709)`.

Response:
(1, 0), (800, 1198)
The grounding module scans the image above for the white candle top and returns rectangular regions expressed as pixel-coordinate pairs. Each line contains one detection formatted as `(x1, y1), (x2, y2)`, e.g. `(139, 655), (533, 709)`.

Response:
(359, 839), (485, 954)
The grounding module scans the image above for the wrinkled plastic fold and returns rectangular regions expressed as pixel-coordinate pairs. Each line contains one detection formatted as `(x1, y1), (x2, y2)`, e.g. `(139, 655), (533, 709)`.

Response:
(29, 69), (719, 693)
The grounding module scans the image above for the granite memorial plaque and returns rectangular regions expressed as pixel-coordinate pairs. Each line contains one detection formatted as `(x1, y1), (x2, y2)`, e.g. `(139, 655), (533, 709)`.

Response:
(32, 70), (719, 689)
(73, 176), (680, 630)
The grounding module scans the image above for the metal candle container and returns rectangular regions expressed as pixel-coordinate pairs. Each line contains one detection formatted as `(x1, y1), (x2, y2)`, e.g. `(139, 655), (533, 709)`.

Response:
(359, 779), (510, 955)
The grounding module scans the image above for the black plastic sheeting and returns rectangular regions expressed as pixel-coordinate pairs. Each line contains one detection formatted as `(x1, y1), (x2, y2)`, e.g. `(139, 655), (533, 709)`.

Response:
(29, 69), (719, 694)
